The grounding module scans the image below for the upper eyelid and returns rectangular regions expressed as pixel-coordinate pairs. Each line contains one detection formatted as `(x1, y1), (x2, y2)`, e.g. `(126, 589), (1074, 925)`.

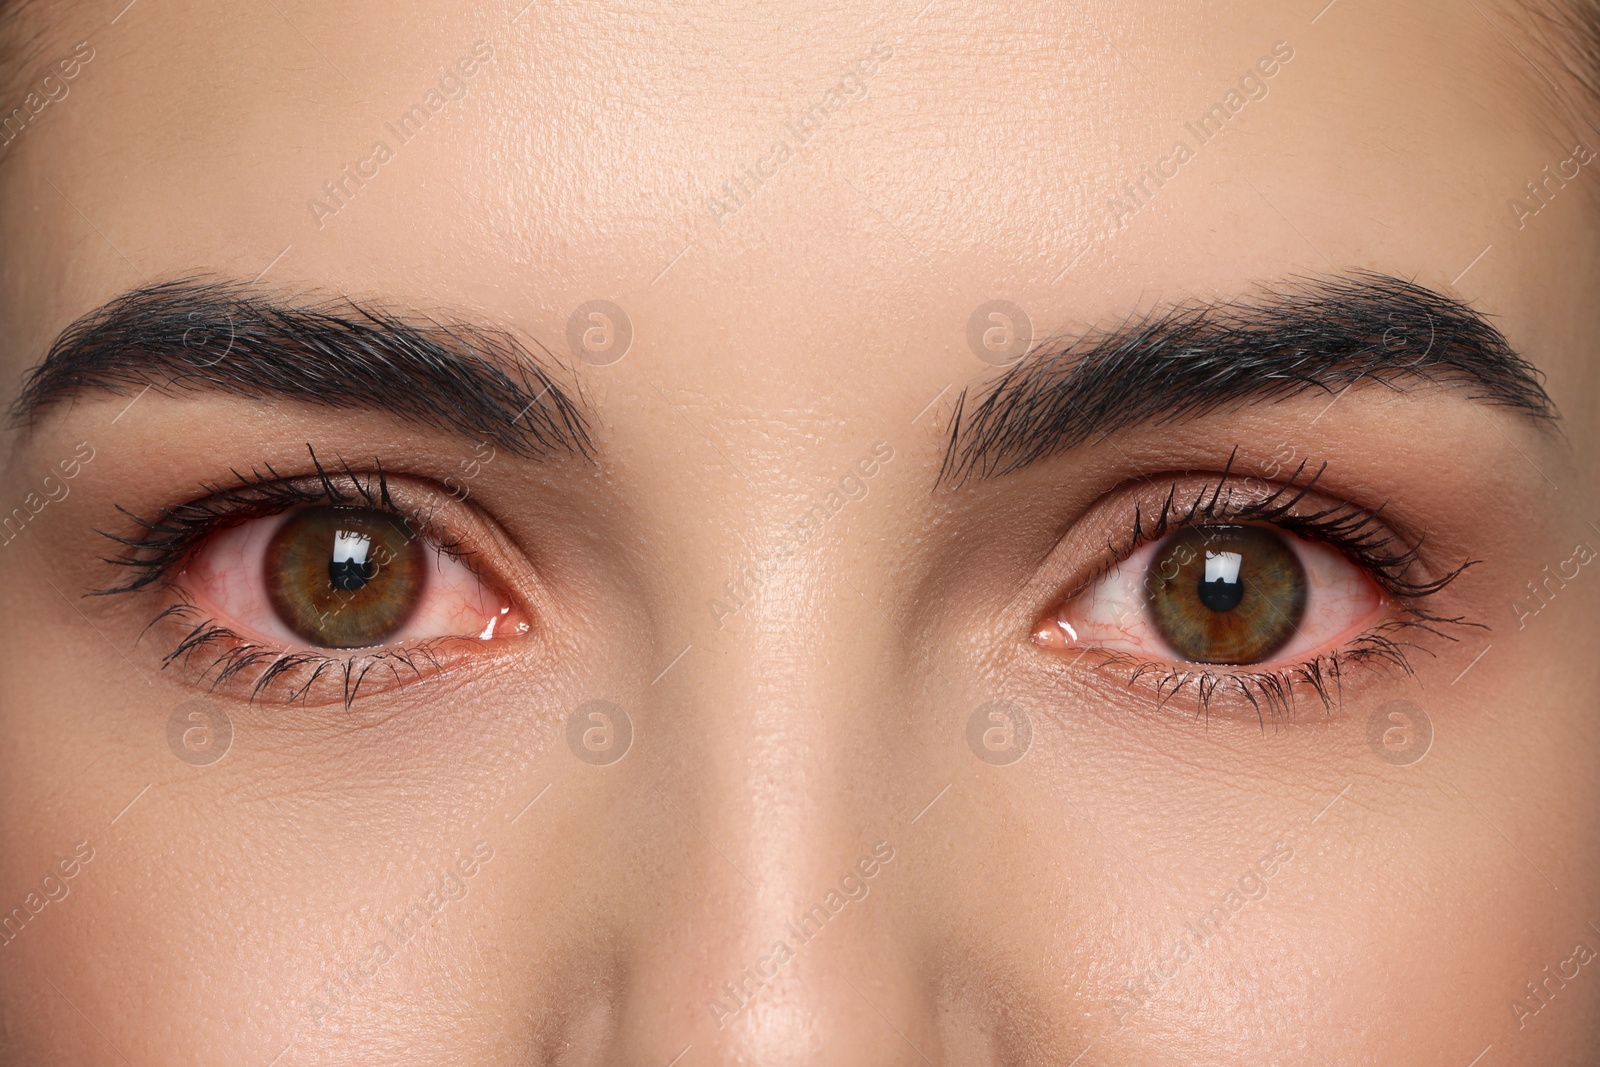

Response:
(1044, 464), (1449, 611)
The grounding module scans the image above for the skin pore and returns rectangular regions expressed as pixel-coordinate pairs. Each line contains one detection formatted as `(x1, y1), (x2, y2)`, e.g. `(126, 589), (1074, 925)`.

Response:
(1, 0), (1598, 1063)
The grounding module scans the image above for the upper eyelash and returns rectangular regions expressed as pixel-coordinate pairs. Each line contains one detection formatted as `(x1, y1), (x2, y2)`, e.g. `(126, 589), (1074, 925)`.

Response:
(92, 445), (459, 598)
(1091, 447), (1476, 603)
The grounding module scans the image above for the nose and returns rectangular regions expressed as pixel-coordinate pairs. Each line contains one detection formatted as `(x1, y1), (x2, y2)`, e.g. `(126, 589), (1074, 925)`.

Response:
(593, 529), (947, 1065)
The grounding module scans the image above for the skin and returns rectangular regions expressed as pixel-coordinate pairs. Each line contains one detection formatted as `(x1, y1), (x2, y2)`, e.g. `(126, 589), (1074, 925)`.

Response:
(1, 0), (1598, 1063)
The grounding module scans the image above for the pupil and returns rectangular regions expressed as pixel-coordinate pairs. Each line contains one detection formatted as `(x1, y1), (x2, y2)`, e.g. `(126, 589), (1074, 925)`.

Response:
(1196, 549), (1244, 612)
(328, 530), (376, 591)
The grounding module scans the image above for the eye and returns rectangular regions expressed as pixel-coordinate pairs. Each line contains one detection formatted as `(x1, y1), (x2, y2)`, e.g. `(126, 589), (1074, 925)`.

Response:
(184, 503), (520, 653)
(98, 456), (536, 705)
(1035, 522), (1383, 668)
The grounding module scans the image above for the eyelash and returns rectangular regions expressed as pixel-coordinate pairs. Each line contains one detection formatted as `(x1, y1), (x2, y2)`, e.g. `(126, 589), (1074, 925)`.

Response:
(95, 448), (476, 707)
(96, 447), (1478, 717)
(1057, 451), (1483, 724)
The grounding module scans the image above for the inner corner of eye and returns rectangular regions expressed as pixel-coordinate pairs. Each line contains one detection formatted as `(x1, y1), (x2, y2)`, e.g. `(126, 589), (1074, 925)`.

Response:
(1030, 604), (1075, 649)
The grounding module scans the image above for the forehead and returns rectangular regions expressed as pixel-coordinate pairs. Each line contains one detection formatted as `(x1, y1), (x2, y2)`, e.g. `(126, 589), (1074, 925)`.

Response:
(0, 0), (1587, 408)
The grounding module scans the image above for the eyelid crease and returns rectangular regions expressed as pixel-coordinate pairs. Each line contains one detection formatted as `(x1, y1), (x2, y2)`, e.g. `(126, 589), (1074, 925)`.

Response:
(91, 444), (462, 598)
(1062, 449), (1476, 608)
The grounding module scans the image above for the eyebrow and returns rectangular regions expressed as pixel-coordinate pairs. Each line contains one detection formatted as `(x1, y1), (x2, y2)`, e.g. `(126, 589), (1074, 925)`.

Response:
(939, 271), (1558, 484)
(8, 277), (594, 459)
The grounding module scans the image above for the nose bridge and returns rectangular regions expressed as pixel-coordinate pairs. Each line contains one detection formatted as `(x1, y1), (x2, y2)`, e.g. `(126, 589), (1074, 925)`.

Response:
(607, 489), (937, 1063)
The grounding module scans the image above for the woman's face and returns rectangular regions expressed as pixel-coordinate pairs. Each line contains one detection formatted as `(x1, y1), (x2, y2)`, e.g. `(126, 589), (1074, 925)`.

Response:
(2, 0), (1597, 1063)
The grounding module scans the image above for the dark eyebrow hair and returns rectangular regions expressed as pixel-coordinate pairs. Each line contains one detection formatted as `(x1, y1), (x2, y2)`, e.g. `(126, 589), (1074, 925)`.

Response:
(939, 271), (1558, 485)
(7, 278), (594, 459)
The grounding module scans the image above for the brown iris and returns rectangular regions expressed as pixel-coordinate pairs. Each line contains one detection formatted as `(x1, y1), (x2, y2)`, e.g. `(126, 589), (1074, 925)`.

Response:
(1145, 525), (1307, 664)
(265, 507), (426, 648)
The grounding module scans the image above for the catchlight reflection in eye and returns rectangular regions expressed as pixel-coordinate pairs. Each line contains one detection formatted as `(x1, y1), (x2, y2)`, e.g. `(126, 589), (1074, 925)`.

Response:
(329, 528), (377, 591)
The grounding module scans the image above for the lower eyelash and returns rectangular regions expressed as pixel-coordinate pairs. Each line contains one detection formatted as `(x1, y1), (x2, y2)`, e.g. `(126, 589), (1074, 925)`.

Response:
(146, 597), (450, 707)
(1080, 608), (1479, 727)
